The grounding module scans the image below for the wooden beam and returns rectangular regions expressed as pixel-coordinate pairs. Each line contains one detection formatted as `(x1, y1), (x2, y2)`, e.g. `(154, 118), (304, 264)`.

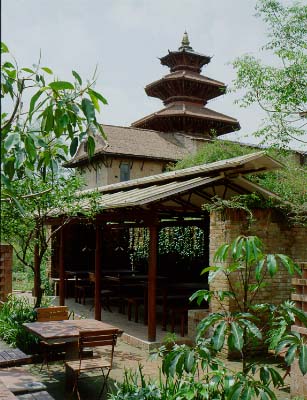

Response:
(194, 190), (214, 202)
(94, 223), (102, 321)
(59, 228), (65, 306)
(148, 224), (158, 342)
(171, 196), (200, 211)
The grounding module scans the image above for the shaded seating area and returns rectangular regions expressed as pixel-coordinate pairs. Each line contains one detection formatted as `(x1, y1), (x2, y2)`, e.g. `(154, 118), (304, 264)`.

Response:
(46, 152), (282, 342)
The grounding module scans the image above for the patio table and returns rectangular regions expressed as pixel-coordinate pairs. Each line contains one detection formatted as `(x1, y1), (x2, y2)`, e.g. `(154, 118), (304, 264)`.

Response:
(23, 319), (122, 360)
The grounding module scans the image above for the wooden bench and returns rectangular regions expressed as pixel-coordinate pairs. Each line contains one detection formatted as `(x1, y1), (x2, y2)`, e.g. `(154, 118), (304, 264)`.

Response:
(0, 368), (46, 395)
(0, 350), (32, 368)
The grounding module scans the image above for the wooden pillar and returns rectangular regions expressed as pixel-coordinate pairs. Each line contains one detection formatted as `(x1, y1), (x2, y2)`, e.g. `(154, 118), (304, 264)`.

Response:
(148, 224), (158, 342)
(94, 223), (102, 321)
(59, 228), (65, 306)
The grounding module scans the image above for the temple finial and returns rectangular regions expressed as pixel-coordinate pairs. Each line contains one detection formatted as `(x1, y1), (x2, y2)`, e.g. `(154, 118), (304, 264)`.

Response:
(178, 31), (193, 51)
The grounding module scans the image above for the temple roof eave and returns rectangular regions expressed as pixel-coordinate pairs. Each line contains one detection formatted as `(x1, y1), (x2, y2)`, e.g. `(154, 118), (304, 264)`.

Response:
(132, 104), (240, 126)
(160, 50), (211, 68)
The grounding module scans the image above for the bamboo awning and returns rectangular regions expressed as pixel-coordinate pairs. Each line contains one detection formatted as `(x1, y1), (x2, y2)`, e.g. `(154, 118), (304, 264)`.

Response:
(48, 152), (282, 219)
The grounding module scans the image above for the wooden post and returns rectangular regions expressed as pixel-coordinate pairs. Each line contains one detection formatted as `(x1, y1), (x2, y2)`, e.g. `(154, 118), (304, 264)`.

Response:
(94, 223), (102, 321)
(59, 228), (65, 306)
(148, 224), (158, 342)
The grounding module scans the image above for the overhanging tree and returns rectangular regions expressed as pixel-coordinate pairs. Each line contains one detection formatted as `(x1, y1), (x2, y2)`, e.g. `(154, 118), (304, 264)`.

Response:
(1, 41), (107, 201)
(1, 42), (106, 305)
(232, 0), (307, 148)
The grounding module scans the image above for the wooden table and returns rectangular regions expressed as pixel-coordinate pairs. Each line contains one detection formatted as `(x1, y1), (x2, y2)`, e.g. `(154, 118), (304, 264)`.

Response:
(23, 319), (121, 360)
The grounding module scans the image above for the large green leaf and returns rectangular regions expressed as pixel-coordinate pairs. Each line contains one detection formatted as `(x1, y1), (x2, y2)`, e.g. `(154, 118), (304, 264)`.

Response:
(255, 258), (265, 281)
(277, 254), (301, 276)
(87, 135), (96, 158)
(259, 366), (270, 384)
(41, 67), (53, 74)
(241, 386), (255, 400)
(21, 67), (35, 74)
(88, 89), (100, 112)
(213, 243), (230, 262)
(24, 136), (36, 161)
(229, 322), (243, 351)
(285, 344), (297, 366)
(49, 81), (74, 91)
(88, 88), (108, 105)
(299, 344), (307, 375)
(240, 319), (262, 340)
(70, 137), (79, 157)
(189, 289), (212, 305)
(184, 349), (195, 373)
(4, 133), (20, 151)
(81, 98), (95, 123)
(72, 70), (82, 85)
(228, 382), (244, 400)
(212, 320), (227, 350)
(29, 89), (44, 119)
(1, 42), (9, 53)
(268, 367), (283, 387)
(3, 158), (15, 180)
(267, 254), (278, 277)
(197, 313), (224, 339)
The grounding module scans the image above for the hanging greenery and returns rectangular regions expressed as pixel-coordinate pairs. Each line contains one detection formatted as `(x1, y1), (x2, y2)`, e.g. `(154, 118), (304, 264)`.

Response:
(129, 226), (205, 269)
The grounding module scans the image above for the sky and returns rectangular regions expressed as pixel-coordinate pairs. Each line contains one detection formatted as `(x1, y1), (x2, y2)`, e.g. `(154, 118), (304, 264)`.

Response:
(2, 0), (306, 152)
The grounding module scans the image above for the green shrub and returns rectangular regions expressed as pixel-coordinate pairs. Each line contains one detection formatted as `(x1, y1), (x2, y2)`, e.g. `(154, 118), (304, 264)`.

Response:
(0, 294), (39, 353)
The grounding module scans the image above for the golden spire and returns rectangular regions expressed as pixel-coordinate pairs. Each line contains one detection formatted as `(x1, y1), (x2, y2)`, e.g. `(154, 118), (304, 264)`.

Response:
(179, 31), (193, 51)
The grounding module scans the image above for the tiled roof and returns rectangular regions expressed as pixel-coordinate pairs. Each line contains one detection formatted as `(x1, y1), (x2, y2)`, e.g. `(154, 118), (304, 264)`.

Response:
(64, 124), (191, 167)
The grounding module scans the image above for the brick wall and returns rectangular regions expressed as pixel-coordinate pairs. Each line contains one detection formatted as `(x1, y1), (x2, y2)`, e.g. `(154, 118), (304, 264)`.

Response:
(0, 244), (13, 301)
(209, 208), (307, 313)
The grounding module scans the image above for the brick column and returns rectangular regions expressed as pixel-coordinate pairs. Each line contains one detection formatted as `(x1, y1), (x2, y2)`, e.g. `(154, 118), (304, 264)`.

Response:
(0, 244), (13, 301)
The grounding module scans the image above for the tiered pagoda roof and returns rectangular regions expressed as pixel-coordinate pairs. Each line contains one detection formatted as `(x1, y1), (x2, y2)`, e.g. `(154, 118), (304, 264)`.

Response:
(132, 32), (240, 136)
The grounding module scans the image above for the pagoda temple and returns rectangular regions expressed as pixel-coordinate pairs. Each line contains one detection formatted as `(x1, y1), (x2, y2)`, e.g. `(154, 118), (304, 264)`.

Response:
(132, 32), (240, 136)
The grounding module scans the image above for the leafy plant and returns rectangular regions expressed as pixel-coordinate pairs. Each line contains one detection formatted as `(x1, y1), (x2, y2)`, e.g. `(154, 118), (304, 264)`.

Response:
(0, 294), (43, 353)
(112, 236), (307, 399)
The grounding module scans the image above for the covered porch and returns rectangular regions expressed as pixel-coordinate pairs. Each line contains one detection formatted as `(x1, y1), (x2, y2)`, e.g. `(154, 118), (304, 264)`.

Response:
(47, 152), (281, 342)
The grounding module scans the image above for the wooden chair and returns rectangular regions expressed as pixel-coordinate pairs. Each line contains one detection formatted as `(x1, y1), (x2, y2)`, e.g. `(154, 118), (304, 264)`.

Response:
(36, 306), (69, 322)
(65, 329), (117, 400)
(36, 306), (69, 372)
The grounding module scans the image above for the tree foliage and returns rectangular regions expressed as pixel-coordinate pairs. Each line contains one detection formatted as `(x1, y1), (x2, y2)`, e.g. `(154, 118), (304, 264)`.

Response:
(231, 0), (307, 147)
(1, 175), (79, 306)
(1, 42), (107, 199)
